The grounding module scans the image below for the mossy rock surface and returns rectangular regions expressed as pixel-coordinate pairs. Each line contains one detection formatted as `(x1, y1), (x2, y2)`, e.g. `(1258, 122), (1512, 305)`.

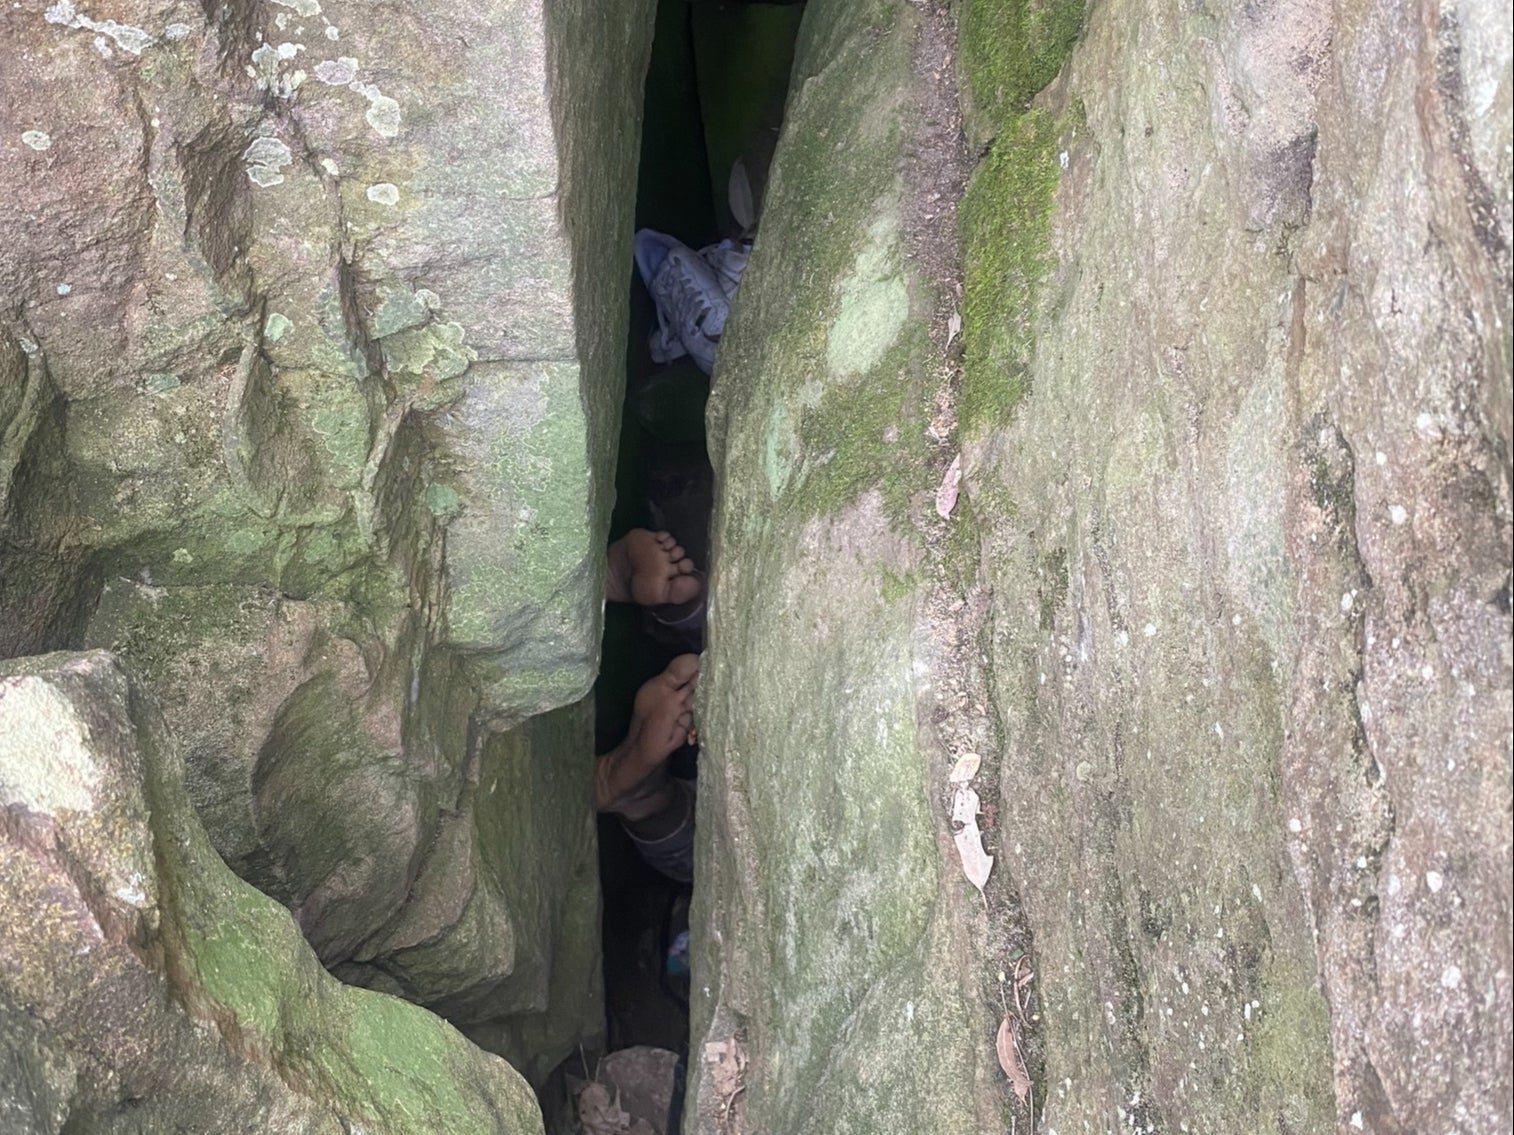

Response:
(0, 0), (654, 1082)
(955, 0), (1512, 1125)
(690, 1), (995, 1131)
(0, 651), (543, 1134)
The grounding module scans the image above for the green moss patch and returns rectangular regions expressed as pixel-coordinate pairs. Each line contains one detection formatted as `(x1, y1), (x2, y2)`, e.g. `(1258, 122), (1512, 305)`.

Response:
(958, 109), (1064, 437)
(958, 0), (1086, 145)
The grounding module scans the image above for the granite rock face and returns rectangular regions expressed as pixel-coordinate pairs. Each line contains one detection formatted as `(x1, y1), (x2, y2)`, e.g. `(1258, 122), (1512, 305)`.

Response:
(690, 2), (999, 1131)
(692, 0), (1511, 1130)
(958, 0), (1511, 1124)
(1, 0), (653, 1068)
(0, 651), (542, 1134)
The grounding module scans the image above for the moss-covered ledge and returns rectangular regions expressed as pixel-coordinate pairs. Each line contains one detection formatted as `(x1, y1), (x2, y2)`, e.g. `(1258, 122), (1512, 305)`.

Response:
(0, 651), (543, 1134)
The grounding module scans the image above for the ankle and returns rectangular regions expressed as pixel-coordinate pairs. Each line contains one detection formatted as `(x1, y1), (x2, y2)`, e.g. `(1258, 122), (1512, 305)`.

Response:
(614, 775), (677, 823)
(604, 537), (633, 604)
(622, 779), (691, 840)
(594, 730), (679, 820)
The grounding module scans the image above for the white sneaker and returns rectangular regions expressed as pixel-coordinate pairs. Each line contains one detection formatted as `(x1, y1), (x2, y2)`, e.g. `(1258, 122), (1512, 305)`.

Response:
(635, 228), (751, 375)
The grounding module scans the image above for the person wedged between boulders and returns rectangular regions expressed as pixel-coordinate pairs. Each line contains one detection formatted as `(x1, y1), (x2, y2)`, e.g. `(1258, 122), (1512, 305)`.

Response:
(600, 530), (706, 883)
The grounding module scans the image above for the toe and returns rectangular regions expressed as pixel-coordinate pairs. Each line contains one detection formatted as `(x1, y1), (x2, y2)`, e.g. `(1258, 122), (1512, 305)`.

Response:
(667, 653), (701, 685)
(666, 573), (702, 606)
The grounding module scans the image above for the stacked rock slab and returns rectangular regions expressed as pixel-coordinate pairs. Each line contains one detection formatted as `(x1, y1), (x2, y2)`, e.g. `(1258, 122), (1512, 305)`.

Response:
(0, 651), (541, 1134)
(1, 0), (652, 1073)
(691, 0), (1000, 1130)
(956, 0), (1512, 1124)
(694, 0), (1510, 1130)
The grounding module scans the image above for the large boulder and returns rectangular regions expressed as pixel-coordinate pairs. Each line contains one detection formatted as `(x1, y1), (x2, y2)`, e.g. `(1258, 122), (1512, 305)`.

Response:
(0, 650), (542, 1133)
(692, 0), (1511, 1130)
(690, 0), (1000, 1130)
(956, 0), (1512, 1124)
(0, 0), (653, 1065)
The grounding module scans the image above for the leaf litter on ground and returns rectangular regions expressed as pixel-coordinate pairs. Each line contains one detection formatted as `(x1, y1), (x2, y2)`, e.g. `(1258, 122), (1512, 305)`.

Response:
(996, 1014), (1033, 1104)
(948, 751), (981, 783)
(935, 454), (962, 519)
(950, 785), (993, 893)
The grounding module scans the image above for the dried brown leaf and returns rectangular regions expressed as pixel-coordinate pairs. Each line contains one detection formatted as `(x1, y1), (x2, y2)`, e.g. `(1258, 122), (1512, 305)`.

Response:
(948, 752), (981, 783)
(705, 1035), (747, 1105)
(577, 1082), (632, 1135)
(996, 1015), (1032, 1103)
(935, 454), (962, 519)
(950, 786), (993, 892)
(950, 785), (980, 826)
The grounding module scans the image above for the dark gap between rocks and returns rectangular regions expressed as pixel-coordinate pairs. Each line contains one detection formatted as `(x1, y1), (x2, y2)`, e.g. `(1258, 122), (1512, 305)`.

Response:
(544, 1), (803, 1131)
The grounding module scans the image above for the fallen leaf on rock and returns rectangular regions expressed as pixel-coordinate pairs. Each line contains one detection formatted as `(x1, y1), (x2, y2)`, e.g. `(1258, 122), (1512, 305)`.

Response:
(951, 784), (979, 825)
(950, 786), (993, 892)
(577, 1081), (633, 1135)
(703, 1036), (747, 1105)
(948, 752), (981, 783)
(935, 454), (962, 519)
(996, 1014), (1032, 1103)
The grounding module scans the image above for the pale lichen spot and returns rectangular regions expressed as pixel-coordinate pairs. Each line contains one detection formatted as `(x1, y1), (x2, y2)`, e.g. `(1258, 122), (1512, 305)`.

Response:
(352, 82), (402, 138)
(825, 208), (909, 380)
(250, 42), (280, 85)
(320, 157), (340, 177)
(367, 182), (400, 206)
(244, 135), (293, 187)
(367, 99), (400, 133)
(22, 130), (53, 151)
(56, 283), (72, 296)
(265, 312), (294, 342)
(762, 402), (799, 500)
(164, 21), (192, 39)
(371, 287), (430, 336)
(250, 40), (306, 96)
(425, 482), (461, 519)
(145, 372), (181, 394)
(45, 0), (157, 54)
(268, 0), (320, 15)
(0, 678), (103, 815)
(314, 56), (358, 85)
(244, 136), (290, 166)
(325, 25), (339, 40)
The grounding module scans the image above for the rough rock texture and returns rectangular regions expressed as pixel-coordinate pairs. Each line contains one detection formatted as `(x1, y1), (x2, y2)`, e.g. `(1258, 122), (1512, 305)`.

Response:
(955, 0), (1513, 1123)
(2, 0), (654, 1067)
(0, 650), (541, 1134)
(690, 1), (1000, 1131)
(694, 0), (1511, 1130)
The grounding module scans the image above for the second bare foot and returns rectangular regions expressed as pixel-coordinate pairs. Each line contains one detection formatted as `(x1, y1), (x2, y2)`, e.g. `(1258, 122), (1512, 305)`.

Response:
(606, 529), (701, 607)
(594, 653), (701, 819)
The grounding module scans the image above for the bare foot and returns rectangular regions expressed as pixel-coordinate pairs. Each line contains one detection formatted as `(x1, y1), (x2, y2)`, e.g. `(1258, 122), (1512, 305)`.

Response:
(606, 529), (701, 607)
(595, 653), (700, 819)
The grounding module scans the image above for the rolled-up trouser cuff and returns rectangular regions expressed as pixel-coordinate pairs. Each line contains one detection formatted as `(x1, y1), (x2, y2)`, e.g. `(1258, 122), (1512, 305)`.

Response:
(623, 778), (696, 884)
